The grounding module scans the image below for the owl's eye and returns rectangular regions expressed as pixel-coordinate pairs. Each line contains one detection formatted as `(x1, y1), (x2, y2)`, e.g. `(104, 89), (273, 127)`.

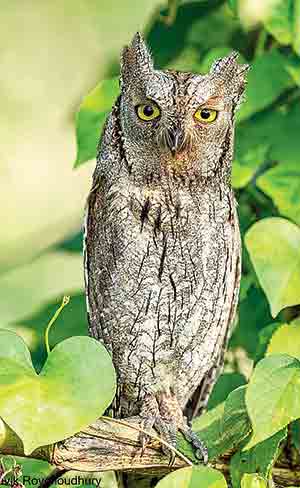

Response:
(136, 103), (161, 121)
(194, 108), (218, 123)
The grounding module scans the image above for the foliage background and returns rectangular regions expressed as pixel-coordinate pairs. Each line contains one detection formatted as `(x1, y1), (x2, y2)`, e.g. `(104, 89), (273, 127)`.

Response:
(1, 0), (300, 487)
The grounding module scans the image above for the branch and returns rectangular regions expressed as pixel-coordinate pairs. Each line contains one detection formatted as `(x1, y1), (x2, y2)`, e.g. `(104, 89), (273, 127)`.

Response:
(1, 417), (300, 486)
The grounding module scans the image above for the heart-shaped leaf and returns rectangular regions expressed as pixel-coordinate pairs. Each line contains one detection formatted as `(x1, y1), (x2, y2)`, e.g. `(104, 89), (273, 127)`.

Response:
(246, 354), (300, 448)
(245, 217), (300, 317)
(0, 330), (116, 454)
(155, 466), (227, 488)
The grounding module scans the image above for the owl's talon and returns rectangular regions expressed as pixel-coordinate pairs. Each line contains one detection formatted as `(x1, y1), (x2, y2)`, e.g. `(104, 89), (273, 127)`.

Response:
(139, 435), (148, 456)
(168, 449), (176, 467)
(138, 393), (210, 466)
(180, 427), (208, 464)
(195, 445), (208, 464)
(139, 427), (154, 455)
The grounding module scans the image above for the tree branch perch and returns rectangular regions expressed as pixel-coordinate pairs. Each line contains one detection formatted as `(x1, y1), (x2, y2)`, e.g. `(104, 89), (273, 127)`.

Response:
(1, 417), (300, 486)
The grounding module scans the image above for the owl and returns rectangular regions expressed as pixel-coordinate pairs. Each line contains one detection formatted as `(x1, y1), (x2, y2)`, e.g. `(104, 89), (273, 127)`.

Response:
(84, 33), (249, 461)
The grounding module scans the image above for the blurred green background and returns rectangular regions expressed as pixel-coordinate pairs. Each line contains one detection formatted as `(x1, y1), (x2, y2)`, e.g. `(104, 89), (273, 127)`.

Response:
(1, 0), (300, 482)
(0, 0), (163, 369)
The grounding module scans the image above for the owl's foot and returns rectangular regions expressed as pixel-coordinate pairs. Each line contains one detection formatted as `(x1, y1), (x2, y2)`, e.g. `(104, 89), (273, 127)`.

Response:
(179, 424), (208, 463)
(138, 393), (208, 464)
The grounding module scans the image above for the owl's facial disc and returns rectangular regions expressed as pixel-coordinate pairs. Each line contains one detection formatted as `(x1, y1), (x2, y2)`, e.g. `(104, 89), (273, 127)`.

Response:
(119, 34), (249, 181)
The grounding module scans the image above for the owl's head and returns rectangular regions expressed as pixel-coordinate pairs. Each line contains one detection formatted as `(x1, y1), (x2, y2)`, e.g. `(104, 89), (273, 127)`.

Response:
(119, 33), (249, 186)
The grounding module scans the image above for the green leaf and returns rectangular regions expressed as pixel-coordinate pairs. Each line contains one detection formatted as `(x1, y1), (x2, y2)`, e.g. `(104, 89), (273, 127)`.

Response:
(75, 77), (119, 167)
(179, 402), (226, 462)
(155, 466), (227, 488)
(235, 105), (300, 209)
(148, 2), (237, 70)
(241, 474), (267, 488)
(263, 0), (293, 45)
(230, 429), (286, 488)
(221, 386), (251, 446)
(254, 322), (282, 363)
(183, 386), (251, 463)
(232, 143), (269, 189)
(267, 318), (300, 360)
(245, 217), (300, 317)
(179, 386), (251, 462)
(192, 401), (225, 433)
(0, 330), (116, 454)
(257, 162), (300, 226)
(230, 285), (273, 359)
(232, 103), (300, 192)
(266, 105), (300, 165)
(184, 4), (240, 55)
(238, 50), (292, 123)
(207, 373), (247, 410)
(245, 354), (300, 448)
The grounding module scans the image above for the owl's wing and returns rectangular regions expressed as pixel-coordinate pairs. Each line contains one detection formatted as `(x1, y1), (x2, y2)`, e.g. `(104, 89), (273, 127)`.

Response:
(83, 101), (122, 350)
(83, 174), (110, 347)
(185, 249), (241, 421)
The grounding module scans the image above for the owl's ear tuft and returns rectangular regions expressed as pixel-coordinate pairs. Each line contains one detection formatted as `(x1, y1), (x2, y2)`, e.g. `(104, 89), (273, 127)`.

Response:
(210, 52), (250, 111)
(120, 32), (154, 89)
(210, 51), (250, 80)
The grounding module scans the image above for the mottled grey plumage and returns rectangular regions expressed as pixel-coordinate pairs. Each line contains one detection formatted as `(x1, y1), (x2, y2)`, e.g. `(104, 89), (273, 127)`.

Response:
(84, 33), (249, 458)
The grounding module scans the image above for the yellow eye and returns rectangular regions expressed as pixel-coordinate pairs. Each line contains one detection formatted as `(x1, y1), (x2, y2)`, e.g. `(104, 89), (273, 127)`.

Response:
(136, 103), (160, 121)
(194, 108), (218, 123)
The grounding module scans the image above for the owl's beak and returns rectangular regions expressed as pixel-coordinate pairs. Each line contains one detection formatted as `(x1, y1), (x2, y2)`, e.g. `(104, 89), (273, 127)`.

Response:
(167, 128), (185, 156)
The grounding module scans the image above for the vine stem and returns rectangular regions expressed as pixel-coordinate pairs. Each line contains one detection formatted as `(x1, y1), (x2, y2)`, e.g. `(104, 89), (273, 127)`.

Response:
(44, 296), (70, 355)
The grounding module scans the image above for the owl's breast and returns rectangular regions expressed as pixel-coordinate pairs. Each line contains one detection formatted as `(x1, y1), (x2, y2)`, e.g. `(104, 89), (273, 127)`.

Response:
(127, 178), (231, 236)
(87, 178), (240, 408)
